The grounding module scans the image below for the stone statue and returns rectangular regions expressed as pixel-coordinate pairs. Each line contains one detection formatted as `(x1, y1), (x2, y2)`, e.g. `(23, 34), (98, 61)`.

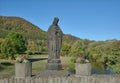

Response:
(46, 17), (63, 70)
(39, 17), (67, 76)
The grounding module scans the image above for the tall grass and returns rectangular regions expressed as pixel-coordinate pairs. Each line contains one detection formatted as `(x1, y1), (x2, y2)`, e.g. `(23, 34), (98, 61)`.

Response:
(0, 55), (71, 78)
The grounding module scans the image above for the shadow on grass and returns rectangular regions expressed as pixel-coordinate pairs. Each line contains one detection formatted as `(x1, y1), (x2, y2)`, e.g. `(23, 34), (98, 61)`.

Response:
(0, 64), (5, 71)
(0, 62), (14, 72)
(0, 62), (14, 66)
(28, 58), (48, 62)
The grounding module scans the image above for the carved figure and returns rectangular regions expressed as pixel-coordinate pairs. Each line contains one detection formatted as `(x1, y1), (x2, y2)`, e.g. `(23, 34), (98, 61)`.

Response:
(47, 17), (63, 63)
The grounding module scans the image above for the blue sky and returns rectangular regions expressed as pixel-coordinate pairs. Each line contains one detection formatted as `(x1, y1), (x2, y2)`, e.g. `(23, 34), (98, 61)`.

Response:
(0, 0), (120, 41)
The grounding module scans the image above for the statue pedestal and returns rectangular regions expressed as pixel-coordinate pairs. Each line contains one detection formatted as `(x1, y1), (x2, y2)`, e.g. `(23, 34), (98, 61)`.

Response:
(46, 59), (62, 70)
(46, 63), (62, 70)
(39, 70), (68, 77)
(39, 59), (68, 77)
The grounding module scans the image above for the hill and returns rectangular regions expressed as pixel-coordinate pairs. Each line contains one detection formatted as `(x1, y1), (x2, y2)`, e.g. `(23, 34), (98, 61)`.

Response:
(0, 16), (46, 40)
(0, 16), (80, 53)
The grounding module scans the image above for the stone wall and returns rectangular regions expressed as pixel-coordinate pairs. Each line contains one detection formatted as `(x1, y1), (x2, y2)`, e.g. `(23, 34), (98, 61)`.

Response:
(0, 75), (120, 83)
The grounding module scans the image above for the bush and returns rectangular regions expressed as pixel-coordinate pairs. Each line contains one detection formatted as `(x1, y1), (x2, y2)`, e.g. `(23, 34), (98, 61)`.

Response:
(67, 57), (76, 73)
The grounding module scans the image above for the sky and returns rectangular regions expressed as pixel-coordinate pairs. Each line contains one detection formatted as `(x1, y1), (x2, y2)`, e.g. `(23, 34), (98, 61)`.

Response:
(0, 0), (120, 41)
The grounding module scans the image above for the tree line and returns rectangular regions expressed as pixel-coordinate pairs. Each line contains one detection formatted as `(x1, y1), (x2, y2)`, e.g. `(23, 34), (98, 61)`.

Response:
(0, 32), (120, 73)
(63, 39), (120, 74)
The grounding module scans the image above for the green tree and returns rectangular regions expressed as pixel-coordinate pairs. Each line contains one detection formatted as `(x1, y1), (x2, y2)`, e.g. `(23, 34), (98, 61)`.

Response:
(61, 42), (71, 56)
(106, 41), (120, 73)
(87, 41), (107, 70)
(1, 32), (26, 59)
(88, 40), (120, 73)
(69, 39), (89, 58)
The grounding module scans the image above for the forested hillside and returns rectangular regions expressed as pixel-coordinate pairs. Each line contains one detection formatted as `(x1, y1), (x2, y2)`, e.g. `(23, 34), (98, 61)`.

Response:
(0, 16), (80, 53)
(0, 16), (46, 39)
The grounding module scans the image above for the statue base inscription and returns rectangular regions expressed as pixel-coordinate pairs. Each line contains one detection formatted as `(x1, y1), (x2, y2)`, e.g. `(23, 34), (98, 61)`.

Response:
(39, 70), (68, 77)
(46, 59), (62, 70)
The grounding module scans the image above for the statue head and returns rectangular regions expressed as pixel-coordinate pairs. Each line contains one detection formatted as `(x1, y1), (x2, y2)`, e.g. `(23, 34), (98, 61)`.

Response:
(53, 17), (59, 25)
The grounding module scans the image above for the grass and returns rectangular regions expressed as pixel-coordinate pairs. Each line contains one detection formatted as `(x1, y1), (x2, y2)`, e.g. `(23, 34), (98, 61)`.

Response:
(61, 56), (72, 70)
(0, 59), (15, 78)
(0, 55), (71, 78)
(31, 55), (48, 75)
(0, 64), (15, 77)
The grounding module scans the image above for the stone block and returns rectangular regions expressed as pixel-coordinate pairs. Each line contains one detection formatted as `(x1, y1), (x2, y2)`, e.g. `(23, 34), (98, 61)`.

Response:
(15, 63), (32, 78)
(75, 63), (92, 76)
